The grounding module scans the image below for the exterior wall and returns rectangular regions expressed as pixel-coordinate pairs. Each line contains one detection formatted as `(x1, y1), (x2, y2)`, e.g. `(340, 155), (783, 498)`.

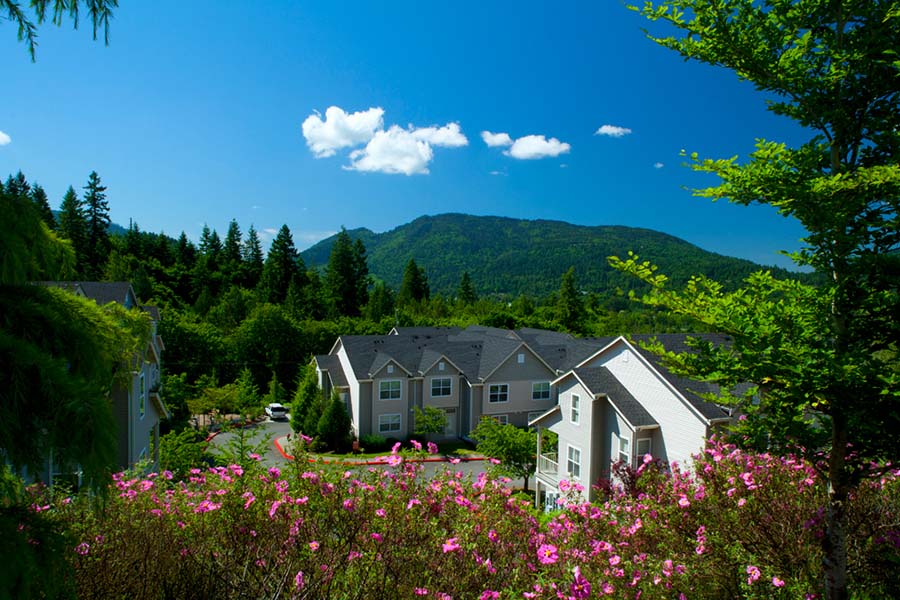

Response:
(583, 343), (708, 469)
(548, 378), (601, 502)
(470, 385), (484, 432)
(481, 347), (555, 425)
(371, 362), (409, 439)
(335, 342), (363, 436)
(422, 361), (461, 410)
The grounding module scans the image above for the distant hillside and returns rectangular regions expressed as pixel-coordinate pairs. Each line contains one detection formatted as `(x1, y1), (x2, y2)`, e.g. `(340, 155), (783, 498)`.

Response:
(301, 213), (806, 297)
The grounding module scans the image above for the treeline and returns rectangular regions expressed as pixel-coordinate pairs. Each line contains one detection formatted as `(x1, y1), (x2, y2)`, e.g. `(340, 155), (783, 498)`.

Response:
(4, 170), (706, 428)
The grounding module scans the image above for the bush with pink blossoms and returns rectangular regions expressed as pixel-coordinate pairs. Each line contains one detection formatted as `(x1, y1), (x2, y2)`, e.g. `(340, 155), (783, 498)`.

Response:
(10, 438), (900, 598)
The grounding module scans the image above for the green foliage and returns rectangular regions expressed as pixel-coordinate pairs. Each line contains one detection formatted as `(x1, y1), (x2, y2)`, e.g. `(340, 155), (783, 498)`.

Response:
(235, 367), (261, 418)
(413, 406), (447, 439)
(263, 372), (286, 408)
(228, 304), (308, 392)
(258, 224), (305, 305)
(470, 417), (537, 491)
(159, 428), (210, 479)
(555, 266), (584, 333)
(1, 185), (75, 285)
(317, 390), (352, 452)
(457, 271), (477, 304)
(81, 171), (110, 279)
(325, 227), (369, 317)
(290, 364), (321, 435)
(397, 258), (430, 308)
(359, 433), (389, 452)
(5, 0), (116, 61)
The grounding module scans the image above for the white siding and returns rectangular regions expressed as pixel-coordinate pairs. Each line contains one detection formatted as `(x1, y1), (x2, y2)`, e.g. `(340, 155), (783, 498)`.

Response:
(335, 342), (362, 436)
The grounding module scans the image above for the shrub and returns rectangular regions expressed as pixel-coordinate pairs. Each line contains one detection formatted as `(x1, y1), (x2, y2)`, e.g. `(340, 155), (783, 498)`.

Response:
(360, 433), (388, 453)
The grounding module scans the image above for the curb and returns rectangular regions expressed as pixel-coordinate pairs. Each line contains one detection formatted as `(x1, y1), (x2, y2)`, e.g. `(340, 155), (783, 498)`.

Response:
(273, 438), (488, 466)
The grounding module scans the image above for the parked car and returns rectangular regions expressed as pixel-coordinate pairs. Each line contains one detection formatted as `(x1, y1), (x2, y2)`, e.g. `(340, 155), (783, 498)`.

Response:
(265, 403), (288, 420)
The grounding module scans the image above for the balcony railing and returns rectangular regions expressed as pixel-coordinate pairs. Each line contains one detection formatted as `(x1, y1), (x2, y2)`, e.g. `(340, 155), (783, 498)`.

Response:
(537, 454), (558, 483)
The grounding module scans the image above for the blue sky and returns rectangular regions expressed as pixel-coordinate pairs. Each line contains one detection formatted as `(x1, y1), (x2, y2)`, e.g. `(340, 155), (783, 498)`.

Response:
(1, 1), (810, 268)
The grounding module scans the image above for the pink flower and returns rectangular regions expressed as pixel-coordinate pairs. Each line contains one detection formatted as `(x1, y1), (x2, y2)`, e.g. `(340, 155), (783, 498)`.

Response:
(738, 498), (747, 507)
(375, 508), (386, 517)
(268, 466), (280, 479)
(609, 554), (621, 566)
(386, 454), (402, 467)
(309, 541), (320, 551)
(414, 588), (428, 596)
(411, 439), (422, 451)
(391, 441), (402, 454)
(746, 565), (761, 585)
(427, 441), (439, 454)
(75, 542), (90, 556)
(249, 453), (261, 461)
(487, 529), (499, 542)
(371, 533), (383, 542)
(571, 566), (591, 598)
(537, 543), (559, 564)
(269, 500), (282, 519)
(677, 495), (690, 508)
(479, 591), (499, 600)
(294, 571), (305, 589)
(242, 491), (255, 509)
(772, 576), (785, 588)
(442, 537), (460, 553)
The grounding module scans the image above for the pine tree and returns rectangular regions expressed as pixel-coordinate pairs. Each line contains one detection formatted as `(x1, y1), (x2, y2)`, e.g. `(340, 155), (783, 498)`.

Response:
(290, 364), (321, 435)
(365, 281), (395, 321)
(30, 183), (55, 230)
(4, 171), (30, 199)
(325, 228), (369, 317)
(82, 171), (110, 279)
(258, 224), (305, 304)
(317, 390), (352, 452)
(175, 232), (197, 267)
(223, 219), (243, 265)
(57, 185), (89, 274)
(242, 224), (264, 289)
(556, 266), (583, 332)
(458, 271), (477, 305)
(397, 258), (429, 308)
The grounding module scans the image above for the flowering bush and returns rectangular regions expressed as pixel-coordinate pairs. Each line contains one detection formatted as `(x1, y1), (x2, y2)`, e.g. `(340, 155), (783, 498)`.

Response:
(13, 439), (900, 598)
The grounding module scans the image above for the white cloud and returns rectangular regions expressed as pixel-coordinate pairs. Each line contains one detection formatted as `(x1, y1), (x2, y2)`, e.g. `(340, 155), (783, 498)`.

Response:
(411, 122), (468, 147)
(489, 170), (506, 176)
(595, 124), (632, 138)
(0, 130), (10, 146)
(262, 227), (279, 239)
(346, 126), (435, 175)
(654, 162), (665, 169)
(302, 106), (384, 158)
(505, 135), (571, 160)
(481, 130), (513, 147)
(296, 230), (338, 247)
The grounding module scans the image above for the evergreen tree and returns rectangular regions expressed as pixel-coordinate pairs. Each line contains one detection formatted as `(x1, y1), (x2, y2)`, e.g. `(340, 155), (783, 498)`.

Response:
(175, 232), (197, 267)
(223, 220), (242, 264)
(82, 171), (110, 279)
(317, 390), (352, 452)
(556, 267), (583, 332)
(124, 220), (142, 255)
(258, 224), (305, 305)
(4, 171), (30, 199)
(30, 183), (55, 230)
(365, 281), (395, 321)
(263, 372), (286, 407)
(290, 364), (321, 435)
(458, 271), (477, 305)
(397, 258), (430, 308)
(235, 367), (262, 418)
(57, 185), (89, 274)
(325, 228), (369, 317)
(242, 224), (264, 289)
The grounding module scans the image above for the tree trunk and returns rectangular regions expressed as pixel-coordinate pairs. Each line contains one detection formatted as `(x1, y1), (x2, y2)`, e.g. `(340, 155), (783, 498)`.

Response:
(824, 410), (850, 600)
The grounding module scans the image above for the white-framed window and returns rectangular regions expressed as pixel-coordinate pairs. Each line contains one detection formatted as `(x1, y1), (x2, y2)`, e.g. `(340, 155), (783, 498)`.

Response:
(379, 380), (401, 401)
(488, 383), (509, 403)
(139, 372), (146, 419)
(566, 445), (582, 479)
(636, 438), (651, 464)
(493, 414), (509, 425)
(517, 353), (525, 364)
(438, 361), (445, 371)
(431, 377), (452, 397)
(618, 434), (630, 464)
(527, 410), (545, 423)
(378, 413), (401, 433)
(532, 381), (551, 401)
(387, 365), (394, 374)
(570, 395), (580, 424)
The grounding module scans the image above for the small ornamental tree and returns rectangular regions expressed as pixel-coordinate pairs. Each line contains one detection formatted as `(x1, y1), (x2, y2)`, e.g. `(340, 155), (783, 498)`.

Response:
(470, 417), (537, 492)
(317, 390), (352, 452)
(413, 406), (447, 441)
(290, 364), (321, 435)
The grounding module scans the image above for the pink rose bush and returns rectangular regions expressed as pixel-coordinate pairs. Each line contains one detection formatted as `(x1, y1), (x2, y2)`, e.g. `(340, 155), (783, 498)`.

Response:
(15, 438), (900, 598)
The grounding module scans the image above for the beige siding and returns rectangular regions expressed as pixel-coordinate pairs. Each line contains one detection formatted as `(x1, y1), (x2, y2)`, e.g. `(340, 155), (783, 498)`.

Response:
(482, 347), (555, 423)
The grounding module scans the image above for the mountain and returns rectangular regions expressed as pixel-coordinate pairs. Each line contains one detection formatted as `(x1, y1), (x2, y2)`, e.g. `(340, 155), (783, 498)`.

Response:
(301, 213), (806, 297)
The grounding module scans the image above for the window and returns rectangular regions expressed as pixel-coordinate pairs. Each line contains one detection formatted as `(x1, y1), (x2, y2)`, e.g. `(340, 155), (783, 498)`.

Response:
(431, 377), (452, 397)
(439, 361), (445, 371)
(517, 353), (525, 364)
(570, 395), (580, 424)
(488, 384), (508, 403)
(387, 365), (394, 374)
(379, 380), (401, 400)
(378, 413), (401, 433)
(139, 373), (145, 419)
(532, 381), (551, 401)
(636, 438), (651, 464)
(527, 411), (545, 423)
(493, 414), (509, 425)
(566, 445), (581, 479)
(618, 435), (630, 464)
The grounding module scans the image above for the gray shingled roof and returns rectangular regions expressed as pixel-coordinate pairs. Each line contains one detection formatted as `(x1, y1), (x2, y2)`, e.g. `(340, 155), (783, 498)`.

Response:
(75, 282), (137, 307)
(314, 354), (348, 388)
(630, 334), (732, 421)
(573, 366), (659, 428)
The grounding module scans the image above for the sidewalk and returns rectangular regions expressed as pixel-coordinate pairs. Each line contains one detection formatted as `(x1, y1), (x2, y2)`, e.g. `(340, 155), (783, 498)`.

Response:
(273, 435), (488, 465)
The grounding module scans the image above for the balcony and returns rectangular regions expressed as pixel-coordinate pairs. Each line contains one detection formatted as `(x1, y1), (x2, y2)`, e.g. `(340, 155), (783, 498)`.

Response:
(537, 454), (558, 484)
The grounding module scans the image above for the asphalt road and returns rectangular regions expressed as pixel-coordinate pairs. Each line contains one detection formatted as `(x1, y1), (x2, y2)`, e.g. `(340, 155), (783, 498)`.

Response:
(208, 418), (528, 489)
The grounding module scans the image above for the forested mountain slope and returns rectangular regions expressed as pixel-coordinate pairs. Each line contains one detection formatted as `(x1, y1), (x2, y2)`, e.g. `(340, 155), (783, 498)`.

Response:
(302, 213), (805, 297)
